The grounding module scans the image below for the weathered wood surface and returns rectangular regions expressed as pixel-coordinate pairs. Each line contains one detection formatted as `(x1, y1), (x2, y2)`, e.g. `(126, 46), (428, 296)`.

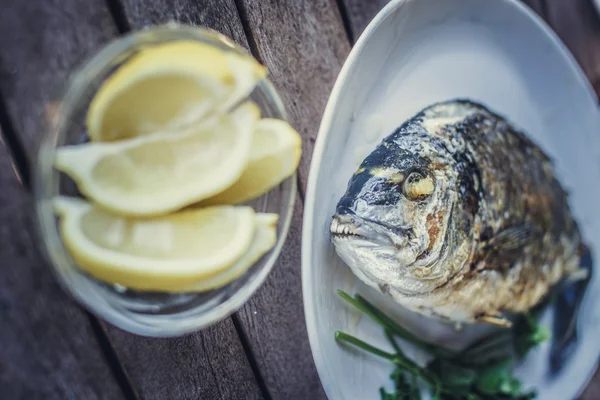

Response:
(118, 0), (248, 45)
(338, 0), (389, 41)
(0, 0), (262, 399)
(90, 2), (265, 399)
(234, 0), (350, 189)
(225, 1), (349, 398)
(0, 0), (117, 161)
(105, 323), (263, 400)
(0, 135), (126, 400)
(115, 0), (349, 398)
(112, 0), (349, 399)
(1, 0), (600, 399)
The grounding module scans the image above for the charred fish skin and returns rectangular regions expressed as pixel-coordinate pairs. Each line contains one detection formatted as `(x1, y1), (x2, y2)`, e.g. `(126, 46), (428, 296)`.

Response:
(331, 99), (584, 325)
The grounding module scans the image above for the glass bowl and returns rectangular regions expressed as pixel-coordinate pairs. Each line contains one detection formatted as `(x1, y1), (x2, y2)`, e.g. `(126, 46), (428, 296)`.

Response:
(34, 24), (296, 337)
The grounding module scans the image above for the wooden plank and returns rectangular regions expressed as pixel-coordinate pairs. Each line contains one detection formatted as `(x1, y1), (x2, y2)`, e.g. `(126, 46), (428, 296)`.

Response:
(120, 0), (349, 192)
(234, 199), (326, 399)
(117, 0), (249, 45)
(542, 0), (600, 98)
(117, 0), (349, 398)
(0, 1), (264, 399)
(521, 0), (545, 13)
(0, 135), (126, 400)
(581, 369), (600, 399)
(105, 322), (263, 400)
(225, 1), (350, 398)
(0, 0), (117, 160)
(94, 2), (262, 399)
(338, 0), (388, 41)
(234, 0), (350, 190)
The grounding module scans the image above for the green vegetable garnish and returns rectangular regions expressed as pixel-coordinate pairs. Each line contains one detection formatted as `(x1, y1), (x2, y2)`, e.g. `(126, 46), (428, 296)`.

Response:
(335, 290), (548, 399)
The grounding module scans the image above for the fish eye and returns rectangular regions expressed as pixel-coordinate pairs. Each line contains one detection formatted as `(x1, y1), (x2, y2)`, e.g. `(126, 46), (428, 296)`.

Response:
(403, 172), (435, 201)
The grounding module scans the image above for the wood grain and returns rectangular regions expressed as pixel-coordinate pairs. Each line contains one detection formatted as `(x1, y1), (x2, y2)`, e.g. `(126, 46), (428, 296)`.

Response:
(581, 369), (600, 400)
(102, 2), (265, 399)
(522, 0), (545, 13)
(115, 0), (349, 398)
(115, 1), (599, 399)
(0, 1), (262, 399)
(0, 0), (117, 161)
(338, 0), (388, 41)
(117, 0), (249, 46)
(234, 198), (325, 399)
(105, 323), (263, 400)
(125, 0), (351, 188)
(235, 0), (350, 192)
(2, 0), (599, 399)
(0, 136), (126, 400)
(225, 1), (351, 398)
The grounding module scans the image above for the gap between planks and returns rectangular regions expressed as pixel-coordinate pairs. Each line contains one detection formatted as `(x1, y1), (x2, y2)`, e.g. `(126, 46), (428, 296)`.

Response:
(108, 2), (347, 396)
(105, 0), (133, 33)
(0, 87), (137, 400)
(0, 0), (263, 398)
(335, 0), (356, 44)
(0, 92), (29, 187)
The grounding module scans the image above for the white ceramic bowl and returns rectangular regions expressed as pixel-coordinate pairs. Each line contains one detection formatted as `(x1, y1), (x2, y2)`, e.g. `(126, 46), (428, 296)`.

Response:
(302, 0), (600, 398)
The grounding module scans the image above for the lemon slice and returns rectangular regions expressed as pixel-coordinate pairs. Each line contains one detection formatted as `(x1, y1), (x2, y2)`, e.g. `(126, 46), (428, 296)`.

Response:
(55, 102), (260, 217)
(87, 40), (267, 141)
(185, 213), (278, 292)
(199, 119), (302, 206)
(54, 197), (256, 291)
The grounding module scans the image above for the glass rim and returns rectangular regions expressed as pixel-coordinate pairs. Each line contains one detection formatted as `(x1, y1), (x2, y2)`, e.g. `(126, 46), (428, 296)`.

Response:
(33, 24), (297, 337)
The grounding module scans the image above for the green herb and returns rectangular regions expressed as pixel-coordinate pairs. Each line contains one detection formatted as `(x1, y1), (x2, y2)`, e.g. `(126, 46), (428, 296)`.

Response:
(379, 369), (421, 400)
(335, 290), (548, 400)
(337, 290), (455, 358)
(513, 312), (551, 359)
(335, 331), (396, 361)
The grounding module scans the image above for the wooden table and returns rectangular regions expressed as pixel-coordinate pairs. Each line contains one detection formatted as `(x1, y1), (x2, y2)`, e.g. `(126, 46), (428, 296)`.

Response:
(1, 0), (599, 399)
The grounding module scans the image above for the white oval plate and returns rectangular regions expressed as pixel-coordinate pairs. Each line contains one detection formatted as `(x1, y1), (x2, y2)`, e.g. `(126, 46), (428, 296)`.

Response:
(302, 0), (600, 399)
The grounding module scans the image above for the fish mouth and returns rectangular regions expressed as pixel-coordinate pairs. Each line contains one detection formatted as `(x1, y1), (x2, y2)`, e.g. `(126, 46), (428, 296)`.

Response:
(330, 215), (366, 239)
(330, 212), (410, 250)
(330, 210), (450, 268)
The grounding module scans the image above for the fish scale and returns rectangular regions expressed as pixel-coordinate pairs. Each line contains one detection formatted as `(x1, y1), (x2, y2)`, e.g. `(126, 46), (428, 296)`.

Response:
(330, 99), (585, 326)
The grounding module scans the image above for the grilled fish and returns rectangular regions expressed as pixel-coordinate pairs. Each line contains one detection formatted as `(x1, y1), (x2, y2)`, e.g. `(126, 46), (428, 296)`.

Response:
(330, 100), (586, 326)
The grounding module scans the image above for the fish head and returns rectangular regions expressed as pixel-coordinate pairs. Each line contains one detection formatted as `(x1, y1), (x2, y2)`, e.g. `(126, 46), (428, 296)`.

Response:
(330, 134), (463, 295)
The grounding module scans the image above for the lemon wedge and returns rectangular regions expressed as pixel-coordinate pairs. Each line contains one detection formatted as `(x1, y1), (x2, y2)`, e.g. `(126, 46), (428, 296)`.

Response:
(55, 102), (260, 217)
(185, 213), (278, 292)
(87, 40), (267, 142)
(199, 119), (302, 205)
(54, 197), (256, 291)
